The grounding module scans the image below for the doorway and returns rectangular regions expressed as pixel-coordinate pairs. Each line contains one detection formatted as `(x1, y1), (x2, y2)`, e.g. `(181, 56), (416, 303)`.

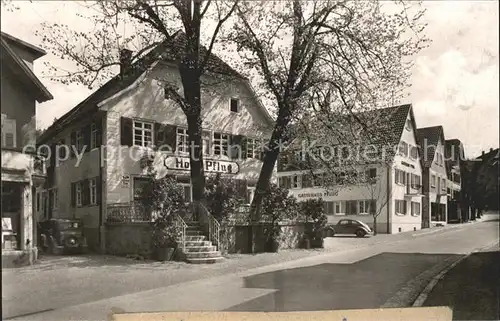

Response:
(2, 182), (22, 250)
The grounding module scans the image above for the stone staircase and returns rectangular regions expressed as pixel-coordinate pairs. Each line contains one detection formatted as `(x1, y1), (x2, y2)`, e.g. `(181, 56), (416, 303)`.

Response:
(180, 221), (224, 264)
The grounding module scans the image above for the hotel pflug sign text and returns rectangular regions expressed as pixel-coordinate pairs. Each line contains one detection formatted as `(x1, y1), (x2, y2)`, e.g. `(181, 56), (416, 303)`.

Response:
(164, 157), (239, 174)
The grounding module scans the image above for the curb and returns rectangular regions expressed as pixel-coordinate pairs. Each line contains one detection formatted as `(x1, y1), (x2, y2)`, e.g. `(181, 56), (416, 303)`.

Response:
(411, 220), (477, 237)
(412, 240), (500, 307)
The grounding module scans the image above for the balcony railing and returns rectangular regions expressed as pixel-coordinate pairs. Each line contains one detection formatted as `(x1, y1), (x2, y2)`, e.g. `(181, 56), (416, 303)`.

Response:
(106, 202), (151, 223)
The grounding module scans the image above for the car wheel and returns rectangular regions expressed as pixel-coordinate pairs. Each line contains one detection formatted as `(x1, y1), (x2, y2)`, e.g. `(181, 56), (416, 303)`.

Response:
(49, 237), (62, 255)
(356, 229), (366, 238)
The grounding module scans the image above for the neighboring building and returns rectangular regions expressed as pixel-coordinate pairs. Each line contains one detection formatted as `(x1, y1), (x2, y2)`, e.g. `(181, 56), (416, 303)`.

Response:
(277, 104), (424, 234)
(1, 32), (53, 267)
(475, 148), (499, 212)
(445, 139), (465, 223)
(416, 126), (448, 228)
(37, 31), (274, 251)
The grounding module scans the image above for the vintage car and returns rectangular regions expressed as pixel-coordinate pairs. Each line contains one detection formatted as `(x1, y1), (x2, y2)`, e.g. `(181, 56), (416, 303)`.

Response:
(38, 219), (88, 254)
(324, 219), (373, 238)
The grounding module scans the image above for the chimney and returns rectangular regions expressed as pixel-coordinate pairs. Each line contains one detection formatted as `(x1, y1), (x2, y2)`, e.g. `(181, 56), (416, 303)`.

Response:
(482, 151), (485, 156)
(119, 49), (133, 78)
(490, 148), (493, 153)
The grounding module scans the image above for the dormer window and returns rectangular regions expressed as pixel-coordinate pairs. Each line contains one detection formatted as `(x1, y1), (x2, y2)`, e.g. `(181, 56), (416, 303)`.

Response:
(230, 98), (239, 113)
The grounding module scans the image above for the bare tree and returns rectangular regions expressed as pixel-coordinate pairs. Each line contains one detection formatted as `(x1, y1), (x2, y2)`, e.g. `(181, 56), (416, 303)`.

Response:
(35, 0), (238, 207)
(230, 0), (429, 231)
(359, 168), (393, 235)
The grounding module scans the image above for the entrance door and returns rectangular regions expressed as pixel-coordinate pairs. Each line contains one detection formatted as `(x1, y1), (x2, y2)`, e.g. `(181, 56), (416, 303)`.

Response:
(430, 202), (438, 221)
(1, 182), (22, 250)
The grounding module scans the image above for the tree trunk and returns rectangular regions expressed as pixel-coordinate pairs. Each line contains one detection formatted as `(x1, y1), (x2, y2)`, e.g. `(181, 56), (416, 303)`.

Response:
(180, 61), (206, 223)
(373, 216), (377, 235)
(248, 110), (291, 253)
(186, 113), (205, 203)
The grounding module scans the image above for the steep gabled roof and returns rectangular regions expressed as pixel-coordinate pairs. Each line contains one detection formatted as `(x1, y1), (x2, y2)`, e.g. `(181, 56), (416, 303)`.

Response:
(0, 33), (53, 103)
(279, 104), (414, 171)
(1, 31), (47, 59)
(359, 104), (412, 148)
(39, 30), (262, 144)
(416, 125), (445, 168)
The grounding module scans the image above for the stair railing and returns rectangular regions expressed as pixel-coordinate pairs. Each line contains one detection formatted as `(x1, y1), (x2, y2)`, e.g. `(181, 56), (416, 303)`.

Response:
(199, 203), (220, 251)
(175, 213), (187, 252)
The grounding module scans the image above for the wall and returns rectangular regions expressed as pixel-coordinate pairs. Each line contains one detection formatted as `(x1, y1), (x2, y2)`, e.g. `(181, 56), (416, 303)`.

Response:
(5, 40), (38, 71)
(103, 63), (274, 206)
(105, 223), (153, 258)
(1, 66), (37, 148)
(427, 139), (448, 223)
(282, 165), (391, 233)
(1, 150), (38, 265)
(220, 221), (306, 254)
(41, 115), (102, 250)
(389, 111), (423, 233)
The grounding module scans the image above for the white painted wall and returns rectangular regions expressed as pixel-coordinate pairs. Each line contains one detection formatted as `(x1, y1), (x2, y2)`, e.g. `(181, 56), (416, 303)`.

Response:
(391, 112), (423, 233)
(280, 164), (391, 233)
(102, 63), (275, 205)
(428, 138), (449, 224)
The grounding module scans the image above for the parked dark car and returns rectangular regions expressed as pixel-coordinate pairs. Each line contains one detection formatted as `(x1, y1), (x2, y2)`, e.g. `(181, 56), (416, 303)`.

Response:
(38, 219), (88, 254)
(324, 219), (373, 238)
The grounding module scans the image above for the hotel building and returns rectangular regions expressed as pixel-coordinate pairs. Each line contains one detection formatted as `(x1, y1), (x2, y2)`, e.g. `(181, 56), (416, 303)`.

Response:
(37, 31), (274, 251)
(277, 104), (424, 234)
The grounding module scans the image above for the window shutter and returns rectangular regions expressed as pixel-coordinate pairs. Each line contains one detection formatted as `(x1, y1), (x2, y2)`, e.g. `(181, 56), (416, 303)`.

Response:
(96, 176), (102, 205)
(47, 144), (56, 186)
(83, 123), (91, 153)
(82, 179), (90, 206)
(164, 125), (177, 152)
(71, 183), (76, 207)
(370, 200), (376, 214)
(235, 179), (247, 200)
(154, 123), (166, 149)
(120, 117), (133, 146)
(70, 131), (77, 158)
(95, 117), (103, 148)
(236, 136), (245, 159)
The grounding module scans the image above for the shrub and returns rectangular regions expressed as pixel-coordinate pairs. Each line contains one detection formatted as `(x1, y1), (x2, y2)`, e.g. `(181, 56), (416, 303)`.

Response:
(300, 198), (327, 248)
(138, 154), (186, 249)
(261, 184), (300, 251)
(204, 173), (244, 222)
(204, 174), (247, 254)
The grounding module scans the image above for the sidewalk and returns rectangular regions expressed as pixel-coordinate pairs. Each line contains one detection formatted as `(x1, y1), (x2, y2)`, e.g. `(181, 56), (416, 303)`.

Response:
(422, 242), (500, 320)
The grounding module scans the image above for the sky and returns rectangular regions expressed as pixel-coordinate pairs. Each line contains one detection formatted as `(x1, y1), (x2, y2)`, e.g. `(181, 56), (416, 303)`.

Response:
(1, 1), (498, 158)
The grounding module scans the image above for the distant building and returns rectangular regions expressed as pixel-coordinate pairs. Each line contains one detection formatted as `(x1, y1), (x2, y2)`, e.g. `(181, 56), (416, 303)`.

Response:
(475, 148), (499, 212)
(445, 139), (466, 223)
(1, 32), (53, 267)
(416, 126), (448, 228)
(277, 104), (424, 234)
(37, 31), (274, 252)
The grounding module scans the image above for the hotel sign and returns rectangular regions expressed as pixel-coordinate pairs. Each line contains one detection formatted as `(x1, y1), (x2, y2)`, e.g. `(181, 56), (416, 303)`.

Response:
(296, 190), (339, 199)
(164, 157), (239, 174)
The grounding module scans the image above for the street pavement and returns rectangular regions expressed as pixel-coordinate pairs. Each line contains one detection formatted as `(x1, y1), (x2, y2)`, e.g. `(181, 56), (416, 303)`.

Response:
(423, 242), (500, 320)
(2, 217), (498, 321)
